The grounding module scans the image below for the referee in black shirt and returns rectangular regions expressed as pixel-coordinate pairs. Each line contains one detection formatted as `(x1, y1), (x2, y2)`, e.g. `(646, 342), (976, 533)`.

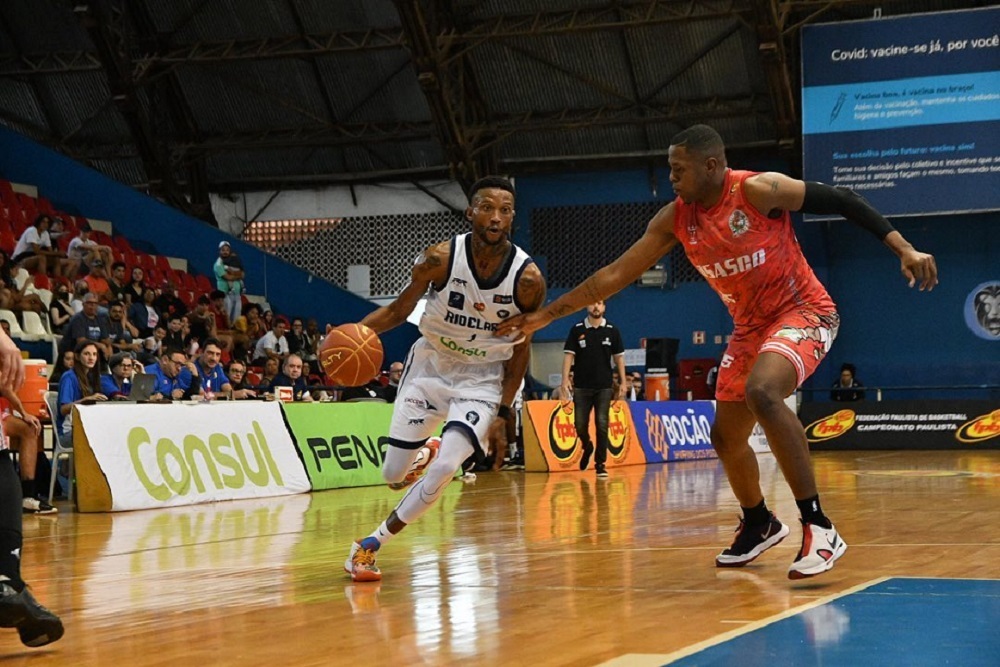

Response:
(561, 301), (627, 478)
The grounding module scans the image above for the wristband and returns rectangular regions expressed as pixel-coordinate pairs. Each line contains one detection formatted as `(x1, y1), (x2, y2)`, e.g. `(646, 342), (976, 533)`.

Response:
(497, 405), (513, 421)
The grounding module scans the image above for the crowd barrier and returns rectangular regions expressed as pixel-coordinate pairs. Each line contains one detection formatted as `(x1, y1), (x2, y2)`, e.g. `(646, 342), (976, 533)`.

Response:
(71, 396), (995, 512)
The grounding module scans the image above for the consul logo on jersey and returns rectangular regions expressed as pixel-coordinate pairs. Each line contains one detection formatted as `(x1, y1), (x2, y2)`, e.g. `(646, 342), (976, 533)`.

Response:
(696, 248), (765, 280)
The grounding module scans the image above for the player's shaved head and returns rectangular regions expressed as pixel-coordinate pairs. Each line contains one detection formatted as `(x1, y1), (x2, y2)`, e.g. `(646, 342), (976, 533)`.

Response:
(670, 124), (726, 160)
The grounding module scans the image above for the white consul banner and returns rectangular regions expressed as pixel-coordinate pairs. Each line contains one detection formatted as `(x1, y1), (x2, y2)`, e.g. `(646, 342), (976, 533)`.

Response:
(77, 402), (311, 511)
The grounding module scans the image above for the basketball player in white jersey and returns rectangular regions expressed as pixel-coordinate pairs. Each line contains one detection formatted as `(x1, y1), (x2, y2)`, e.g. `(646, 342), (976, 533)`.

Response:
(345, 176), (545, 582)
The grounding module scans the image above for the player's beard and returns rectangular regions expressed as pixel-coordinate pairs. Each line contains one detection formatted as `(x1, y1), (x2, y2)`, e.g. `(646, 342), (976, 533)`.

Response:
(476, 226), (508, 246)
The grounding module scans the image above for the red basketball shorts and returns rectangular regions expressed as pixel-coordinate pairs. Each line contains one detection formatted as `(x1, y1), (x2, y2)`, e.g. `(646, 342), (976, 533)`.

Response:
(716, 309), (840, 402)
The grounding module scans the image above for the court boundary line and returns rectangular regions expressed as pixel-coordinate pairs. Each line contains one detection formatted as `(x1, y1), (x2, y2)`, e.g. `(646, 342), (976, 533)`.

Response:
(597, 575), (891, 667)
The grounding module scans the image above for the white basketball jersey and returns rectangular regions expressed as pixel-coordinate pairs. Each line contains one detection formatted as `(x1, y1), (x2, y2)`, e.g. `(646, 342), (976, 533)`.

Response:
(419, 233), (533, 363)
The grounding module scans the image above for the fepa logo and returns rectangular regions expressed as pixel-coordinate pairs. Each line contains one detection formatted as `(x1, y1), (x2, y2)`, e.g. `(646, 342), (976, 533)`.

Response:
(548, 402), (578, 461)
(955, 410), (1000, 443)
(606, 401), (629, 459)
(804, 410), (857, 443)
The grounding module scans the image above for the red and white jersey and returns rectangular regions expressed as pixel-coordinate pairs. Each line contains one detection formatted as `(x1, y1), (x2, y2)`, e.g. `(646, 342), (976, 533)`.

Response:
(674, 169), (836, 329)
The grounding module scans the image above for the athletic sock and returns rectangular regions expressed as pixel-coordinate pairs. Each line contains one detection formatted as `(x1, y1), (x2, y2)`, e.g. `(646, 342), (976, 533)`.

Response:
(796, 495), (833, 529)
(741, 499), (771, 527)
(21, 479), (36, 502)
(361, 521), (395, 551)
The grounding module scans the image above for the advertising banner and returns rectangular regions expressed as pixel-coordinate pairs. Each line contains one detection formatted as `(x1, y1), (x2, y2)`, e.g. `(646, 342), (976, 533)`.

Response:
(75, 402), (311, 512)
(801, 7), (1000, 217)
(800, 400), (1000, 450)
(522, 400), (645, 472)
(629, 400), (718, 463)
(283, 402), (430, 490)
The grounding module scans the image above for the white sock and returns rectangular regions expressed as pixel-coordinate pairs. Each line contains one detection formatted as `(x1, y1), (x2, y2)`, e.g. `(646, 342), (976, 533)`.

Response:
(366, 521), (394, 548)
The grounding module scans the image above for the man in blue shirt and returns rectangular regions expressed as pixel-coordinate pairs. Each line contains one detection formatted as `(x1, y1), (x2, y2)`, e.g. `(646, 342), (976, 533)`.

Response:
(147, 347), (192, 400)
(194, 337), (232, 397)
(268, 354), (312, 402)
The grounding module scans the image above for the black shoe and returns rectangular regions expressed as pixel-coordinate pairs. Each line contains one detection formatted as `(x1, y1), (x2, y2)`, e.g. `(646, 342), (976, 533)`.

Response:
(579, 442), (594, 471)
(715, 514), (791, 568)
(0, 582), (64, 647)
(595, 464), (609, 478)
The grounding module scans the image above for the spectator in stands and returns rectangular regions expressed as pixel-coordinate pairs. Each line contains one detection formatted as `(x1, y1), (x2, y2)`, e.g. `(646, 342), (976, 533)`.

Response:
(66, 224), (113, 277)
(141, 323), (167, 365)
(185, 296), (217, 355)
(382, 361), (404, 403)
(82, 260), (111, 303)
(101, 351), (135, 400)
(0, 250), (44, 313)
(106, 261), (128, 303)
(830, 363), (865, 402)
(124, 266), (145, 305)
(262, 310), (274, 331)
(48, 284), (73, 335)
(49, 349), (74, 391)
(60, 292), (112, 362)
(161, 314), (186, 352)
(152, 281), (187, 320)
(234, 303), (265, 351)
(11, 214), (70, 277)
(214, 241), (244, 325)
(128, 287), (160, 339)
(302, 318), (321, 366)
(285, 317), (307, 356)
(629, 372), (645, 401)
(57, 341), (107, 439)
(190, 337), (231, 398)
(209, 290), (244, 356)
(253, 318), (289, 366)
(259, 357), (280, 389)
(225, 361), (257, 399)
(147, 348), (192, 401)
(69, 279), (87, 313)
(0, 387), (55, 514)
(268, 354), (313, 402)
(107, 300), (141, 356)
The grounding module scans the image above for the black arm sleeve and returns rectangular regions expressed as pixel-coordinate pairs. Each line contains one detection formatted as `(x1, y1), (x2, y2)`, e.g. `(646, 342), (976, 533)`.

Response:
(801, 181), (896, 241)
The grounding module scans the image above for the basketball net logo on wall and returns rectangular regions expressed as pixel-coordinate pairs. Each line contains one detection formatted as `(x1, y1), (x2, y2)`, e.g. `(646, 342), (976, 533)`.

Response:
(955, 410), (1000, 443)
(547, 401), (630, 461)
(804, 409), (857, 443)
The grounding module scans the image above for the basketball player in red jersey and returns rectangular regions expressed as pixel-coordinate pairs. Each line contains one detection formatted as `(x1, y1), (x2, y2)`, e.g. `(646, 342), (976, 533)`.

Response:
(498, 125), (937, 579)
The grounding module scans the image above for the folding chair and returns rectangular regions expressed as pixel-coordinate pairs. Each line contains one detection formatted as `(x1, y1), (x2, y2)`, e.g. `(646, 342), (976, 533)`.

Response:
(43, 391), (73, 504)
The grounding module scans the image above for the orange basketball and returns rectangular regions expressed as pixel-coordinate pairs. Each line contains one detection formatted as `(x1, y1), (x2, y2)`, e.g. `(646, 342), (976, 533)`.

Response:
(319, 323), (384, 387)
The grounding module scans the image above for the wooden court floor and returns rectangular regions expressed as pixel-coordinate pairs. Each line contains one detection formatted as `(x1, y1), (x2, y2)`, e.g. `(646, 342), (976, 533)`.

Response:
(2, 450), (997, 665)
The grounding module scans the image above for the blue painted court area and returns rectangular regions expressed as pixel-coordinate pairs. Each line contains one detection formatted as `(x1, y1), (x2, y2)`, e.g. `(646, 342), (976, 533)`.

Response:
(669, 578), (1000, 666)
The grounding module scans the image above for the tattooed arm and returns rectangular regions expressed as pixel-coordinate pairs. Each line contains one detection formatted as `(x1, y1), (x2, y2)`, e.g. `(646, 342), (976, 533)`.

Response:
(361, 241), (450, 334)
(496, 204), (678, 337)
(745, 172), (938, 291)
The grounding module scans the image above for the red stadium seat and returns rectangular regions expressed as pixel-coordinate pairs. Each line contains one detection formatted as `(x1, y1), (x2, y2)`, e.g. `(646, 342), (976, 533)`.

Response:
(195, 274), (212, 292)
(31, 273), (50, 290)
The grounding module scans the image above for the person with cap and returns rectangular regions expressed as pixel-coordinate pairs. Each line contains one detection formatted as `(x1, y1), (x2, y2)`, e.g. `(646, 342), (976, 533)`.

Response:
(214, 241), (245, 325)
(67, 223), (113, 278)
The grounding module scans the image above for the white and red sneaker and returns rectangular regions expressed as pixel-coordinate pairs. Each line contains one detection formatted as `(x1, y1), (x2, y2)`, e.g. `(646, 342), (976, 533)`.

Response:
(344, 539), (382, 582)
(788, 520), (848, 580)
(387, 437), (440, 491)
